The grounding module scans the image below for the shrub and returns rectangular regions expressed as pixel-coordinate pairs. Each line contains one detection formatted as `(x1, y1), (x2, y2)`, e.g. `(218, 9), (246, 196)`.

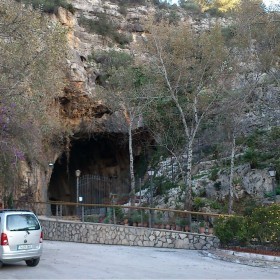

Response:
(79, 14), (132, 47)
(264, 189), (280, 199)
(269, 126), (280, 141)
(221, 26), (237, 42)
(191, 222), (199, 233)
(181, 2), (201, 13)
(131, 211), (141, 223)
(114, 206), (124, 222)
(168, 10), (180, 25)
(209, 199), (222, 210)
(206, 7), (224, 17)
(242, 148), (259, 169)
(239, 128), (280, 170)
(89, 50), (133, 70)
(15, 0), (75, 14)
(209, 167), (219, 181)
(214, 216), (249, 246)
(241, 199), (259, 216)
(247, 204), (280, 246)
(176, 217), (188, 227)
(118, 5), (128, 16)
(154, 176), (178, 196)
(213, 181), (222, 191)
(79, 14), (115, 38)
(193, 197), (206, 211)
(214, 204), (280, 247)
(111, 0), (146, 5)
(199, 220), (205, 227)
(153, 0), (171, 9)
(113, 32), (133, 46)
(84, 215), (99, 223)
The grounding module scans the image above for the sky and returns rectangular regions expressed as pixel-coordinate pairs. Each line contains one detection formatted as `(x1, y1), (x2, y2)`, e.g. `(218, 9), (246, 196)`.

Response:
(263, 0), (280, 8)
(168, 0), (279, 8)
(263, 0), (280, 5)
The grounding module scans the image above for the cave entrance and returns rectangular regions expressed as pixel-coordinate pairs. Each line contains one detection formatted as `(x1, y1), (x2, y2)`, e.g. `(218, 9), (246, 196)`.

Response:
(48, 134), (132, 211)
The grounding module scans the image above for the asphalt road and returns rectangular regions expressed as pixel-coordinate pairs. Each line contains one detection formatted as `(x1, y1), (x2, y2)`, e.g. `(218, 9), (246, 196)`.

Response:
(0, 241), (279, 279)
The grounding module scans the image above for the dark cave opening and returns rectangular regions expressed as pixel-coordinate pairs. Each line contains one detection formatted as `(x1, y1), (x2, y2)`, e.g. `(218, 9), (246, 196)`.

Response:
(48, 134), (146, 206)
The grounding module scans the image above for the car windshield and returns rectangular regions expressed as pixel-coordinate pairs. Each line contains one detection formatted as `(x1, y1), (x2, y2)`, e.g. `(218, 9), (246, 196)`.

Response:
(7, 214), (40, 231)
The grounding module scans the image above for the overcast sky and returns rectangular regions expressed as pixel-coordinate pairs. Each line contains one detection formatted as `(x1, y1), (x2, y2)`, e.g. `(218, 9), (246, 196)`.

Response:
(168, 0), (279, 8)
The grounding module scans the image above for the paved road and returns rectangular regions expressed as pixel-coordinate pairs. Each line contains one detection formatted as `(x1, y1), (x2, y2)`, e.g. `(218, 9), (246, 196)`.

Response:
(0, 241), (279, 279)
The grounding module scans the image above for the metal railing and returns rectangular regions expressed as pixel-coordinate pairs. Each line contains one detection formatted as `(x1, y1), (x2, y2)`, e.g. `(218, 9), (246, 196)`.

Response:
(11, 200), (232, 234)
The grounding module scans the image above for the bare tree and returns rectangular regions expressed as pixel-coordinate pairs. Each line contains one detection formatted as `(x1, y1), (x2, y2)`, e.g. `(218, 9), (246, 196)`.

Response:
(95, 51), (155, 205)
(141, 21), (233, 210)
(214, 0), (280, 213)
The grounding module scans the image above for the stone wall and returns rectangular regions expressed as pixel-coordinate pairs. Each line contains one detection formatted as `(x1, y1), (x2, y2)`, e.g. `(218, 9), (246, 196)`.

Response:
(39, 218), (220, 250)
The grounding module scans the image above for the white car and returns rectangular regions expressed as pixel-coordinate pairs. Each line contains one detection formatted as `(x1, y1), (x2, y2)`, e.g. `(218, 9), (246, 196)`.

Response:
(0, 210), (43, 268)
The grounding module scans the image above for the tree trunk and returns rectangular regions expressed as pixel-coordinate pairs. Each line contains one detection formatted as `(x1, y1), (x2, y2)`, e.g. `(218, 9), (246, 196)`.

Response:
(128, 120), (136, 206)
(184, 140), (193, 211)
(228, 130), (236, 214)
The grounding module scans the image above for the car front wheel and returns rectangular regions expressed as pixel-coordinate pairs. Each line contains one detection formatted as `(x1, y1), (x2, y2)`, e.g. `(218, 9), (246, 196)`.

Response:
(25, 258), (40, 267)
(0, 261), (3, 268)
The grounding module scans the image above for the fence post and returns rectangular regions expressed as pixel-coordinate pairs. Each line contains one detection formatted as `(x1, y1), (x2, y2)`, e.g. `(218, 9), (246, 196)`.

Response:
(82, 205), (84, 222)
(113, 207), (116, 224)
(55, 204), (58, 221)
(189, 213), (192, 232)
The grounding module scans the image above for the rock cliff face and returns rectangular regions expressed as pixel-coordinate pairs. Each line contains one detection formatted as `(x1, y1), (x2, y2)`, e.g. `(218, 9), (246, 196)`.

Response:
(6, 1), (154, 206)
(54, 2), (152, 129)
(10, 1), (279, 209)
(39, 1), (155, 205)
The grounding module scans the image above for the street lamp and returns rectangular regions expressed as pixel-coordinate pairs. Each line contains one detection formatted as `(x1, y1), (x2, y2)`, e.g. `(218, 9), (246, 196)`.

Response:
(268, 166), (276, 203)
(148, 169), (155, 228)
(75, 170), (81, 215)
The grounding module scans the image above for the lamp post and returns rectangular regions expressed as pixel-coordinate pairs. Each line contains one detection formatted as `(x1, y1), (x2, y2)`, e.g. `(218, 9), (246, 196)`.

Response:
(148, 169), (155, 228)
(75, 170), (81, 215)
(46, 162), (54, 216)
(79, 196), (84, 222)
(268, 166), (276, 203)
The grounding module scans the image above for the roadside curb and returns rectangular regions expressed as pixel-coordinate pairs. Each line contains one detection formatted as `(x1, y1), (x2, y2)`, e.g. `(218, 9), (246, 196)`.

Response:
(202, 249), (280, 269)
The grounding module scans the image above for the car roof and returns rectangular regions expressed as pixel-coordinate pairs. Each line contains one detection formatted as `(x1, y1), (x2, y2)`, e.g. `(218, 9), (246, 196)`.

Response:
(0, 209), (33, 214)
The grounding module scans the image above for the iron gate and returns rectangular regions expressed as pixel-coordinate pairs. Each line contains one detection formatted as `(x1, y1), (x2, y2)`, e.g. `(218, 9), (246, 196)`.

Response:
(79, 175), (129, 215)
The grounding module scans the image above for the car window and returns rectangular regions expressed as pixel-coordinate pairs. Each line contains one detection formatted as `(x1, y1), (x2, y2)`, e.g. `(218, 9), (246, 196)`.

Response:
(7, 214), (40, 231)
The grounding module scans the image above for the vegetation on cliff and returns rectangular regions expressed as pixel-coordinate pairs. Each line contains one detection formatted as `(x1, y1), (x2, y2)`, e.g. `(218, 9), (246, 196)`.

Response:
(0, 0), (68, 191)
(0, 0), (279, 215)
(94, 0), (280, 212)
(15, 0), (75, 14)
